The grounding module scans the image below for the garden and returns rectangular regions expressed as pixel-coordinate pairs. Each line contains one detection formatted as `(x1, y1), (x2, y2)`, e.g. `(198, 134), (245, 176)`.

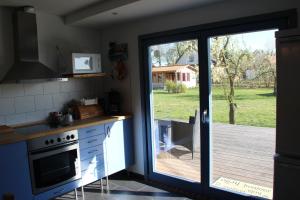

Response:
(153, 86), (276, 128)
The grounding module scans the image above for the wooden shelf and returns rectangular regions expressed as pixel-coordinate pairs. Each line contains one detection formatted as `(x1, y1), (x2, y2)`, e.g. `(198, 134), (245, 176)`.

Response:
(62, 72), (111, 79)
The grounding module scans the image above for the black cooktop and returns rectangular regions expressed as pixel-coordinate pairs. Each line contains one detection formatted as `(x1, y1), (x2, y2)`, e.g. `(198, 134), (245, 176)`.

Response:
(15, 124), (61, 135)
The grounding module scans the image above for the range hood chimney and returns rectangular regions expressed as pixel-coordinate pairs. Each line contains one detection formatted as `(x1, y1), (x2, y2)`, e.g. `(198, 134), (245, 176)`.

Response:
(1, 7), (60, 83)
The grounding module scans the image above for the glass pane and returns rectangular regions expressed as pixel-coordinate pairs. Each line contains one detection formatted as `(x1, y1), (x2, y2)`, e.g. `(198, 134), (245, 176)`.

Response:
(150, 39), (201, 182)
(209, 30), (277, 199)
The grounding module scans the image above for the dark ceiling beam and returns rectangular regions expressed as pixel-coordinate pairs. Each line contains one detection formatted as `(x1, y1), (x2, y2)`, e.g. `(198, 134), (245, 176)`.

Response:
(64, 0), (141, 24)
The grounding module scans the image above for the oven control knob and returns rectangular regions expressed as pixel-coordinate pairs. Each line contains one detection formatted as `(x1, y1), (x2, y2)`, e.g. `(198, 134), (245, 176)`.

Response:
(50, 139), (54, 144)
(71, 134), (75, 139)
(66, 135), (70, 140)
(45, 140), (49, 145)
(57, 138), (61, 142)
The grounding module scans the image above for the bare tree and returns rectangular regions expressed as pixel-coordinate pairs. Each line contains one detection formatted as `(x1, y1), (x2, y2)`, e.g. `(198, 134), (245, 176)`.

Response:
(165, 40), (198, 65)
(151, 45), (165, 66)
(211, 36), (251, 124)
(252, 50), (277, 95)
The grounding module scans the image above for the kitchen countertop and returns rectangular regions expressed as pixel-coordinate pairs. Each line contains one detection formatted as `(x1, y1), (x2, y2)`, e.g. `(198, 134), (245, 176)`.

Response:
(0, 115), (132, 145)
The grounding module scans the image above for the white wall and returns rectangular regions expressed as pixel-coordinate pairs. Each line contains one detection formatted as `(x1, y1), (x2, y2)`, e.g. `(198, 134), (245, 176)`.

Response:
(0, 7), (103, 125)
(100, 0), (300, 175)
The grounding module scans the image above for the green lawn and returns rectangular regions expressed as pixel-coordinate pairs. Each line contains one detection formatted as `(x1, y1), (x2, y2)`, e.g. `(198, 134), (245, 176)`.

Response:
(153, 87), (276, 128)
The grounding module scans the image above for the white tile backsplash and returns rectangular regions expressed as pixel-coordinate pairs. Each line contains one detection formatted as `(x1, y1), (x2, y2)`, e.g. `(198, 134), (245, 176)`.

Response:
(0, 79), (101, 125)
(1, 84), (24, 97)
(35, 94), (53, 110)
(24, 83), (44, 95)
(0, 116), (6, 125)
(52, 93), (68, 110)
(43, 81), (60, 94)
(26, 110), (47, 123)
(6, 113), (26, 125)
(60, 79), (78, 93)
(0, 98), (15, 115)
(15, 96), (35, 113)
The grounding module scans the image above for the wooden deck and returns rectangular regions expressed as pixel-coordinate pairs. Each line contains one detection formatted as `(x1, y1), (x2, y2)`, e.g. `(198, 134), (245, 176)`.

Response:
(156, 123), (275, 196)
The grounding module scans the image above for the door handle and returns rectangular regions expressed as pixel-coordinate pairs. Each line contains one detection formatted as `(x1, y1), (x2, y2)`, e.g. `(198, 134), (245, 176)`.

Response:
(106, 126), (110, 137)
(87, 139), (98, 143)
(202, 109), (208, 124)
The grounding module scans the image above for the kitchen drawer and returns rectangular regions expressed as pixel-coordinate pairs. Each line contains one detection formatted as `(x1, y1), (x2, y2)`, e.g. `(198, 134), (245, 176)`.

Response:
(34, 179), (81, 200)
(79, 133), (105, 150)
(79, 125), (105, 139)
(81, 164), (106, 186)
(81, 153), (104, 171)
(80, 144), (103, 161)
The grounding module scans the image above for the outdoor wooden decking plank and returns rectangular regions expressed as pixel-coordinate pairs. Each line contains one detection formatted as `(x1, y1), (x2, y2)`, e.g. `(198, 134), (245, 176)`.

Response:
(156, 123), (275, 189)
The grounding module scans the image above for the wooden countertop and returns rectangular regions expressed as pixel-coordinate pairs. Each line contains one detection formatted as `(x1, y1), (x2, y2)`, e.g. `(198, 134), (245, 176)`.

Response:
(0, 115), (132, 145)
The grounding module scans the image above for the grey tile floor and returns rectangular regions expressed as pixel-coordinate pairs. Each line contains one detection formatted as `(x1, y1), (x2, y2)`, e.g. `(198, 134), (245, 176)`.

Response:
(56, 179), (191, 200)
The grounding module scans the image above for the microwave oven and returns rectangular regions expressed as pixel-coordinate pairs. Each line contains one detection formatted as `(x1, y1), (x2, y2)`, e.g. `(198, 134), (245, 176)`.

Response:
(65, 53), (101, 74)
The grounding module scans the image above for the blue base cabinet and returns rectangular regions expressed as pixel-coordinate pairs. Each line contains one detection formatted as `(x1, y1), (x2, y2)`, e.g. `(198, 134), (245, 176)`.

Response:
(78, 118), (134, 186)
(0, 142), (33, 200)
(123, 119), (134, 167)
(34, 179), (81, 200)
(0, 118), (134, 200)
(78, 124), (106, 186)
(104, 119), (134, 176)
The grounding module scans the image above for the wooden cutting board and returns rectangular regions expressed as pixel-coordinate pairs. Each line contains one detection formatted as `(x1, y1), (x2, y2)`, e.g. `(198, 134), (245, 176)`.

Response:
(0, 125), (14, 134)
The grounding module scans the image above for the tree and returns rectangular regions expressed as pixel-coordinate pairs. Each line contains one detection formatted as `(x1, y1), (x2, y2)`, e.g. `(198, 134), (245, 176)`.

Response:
(165, 40), (198, 65)
(211, 36), (251, 124)
(151, 45), (164, 66)
(252, 50), (277, 95)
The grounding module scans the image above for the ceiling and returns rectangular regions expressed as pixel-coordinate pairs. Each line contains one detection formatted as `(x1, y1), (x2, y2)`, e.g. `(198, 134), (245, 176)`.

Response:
(0, 0), (103, 16)
(0, 0), (225, 28)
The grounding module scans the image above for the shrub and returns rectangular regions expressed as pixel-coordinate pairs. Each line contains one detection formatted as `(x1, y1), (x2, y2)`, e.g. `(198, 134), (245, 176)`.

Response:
(165, 81), (187, 93)
(176, 83), (187, 93)
(165, 80), (176, 93)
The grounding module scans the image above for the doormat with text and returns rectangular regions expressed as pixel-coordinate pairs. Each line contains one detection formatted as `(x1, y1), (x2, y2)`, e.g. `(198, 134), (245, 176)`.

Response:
(213, 177), (272, 199)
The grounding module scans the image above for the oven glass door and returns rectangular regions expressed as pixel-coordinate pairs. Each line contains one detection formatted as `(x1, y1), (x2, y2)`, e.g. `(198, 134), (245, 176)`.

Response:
(30, 143), (80, 193)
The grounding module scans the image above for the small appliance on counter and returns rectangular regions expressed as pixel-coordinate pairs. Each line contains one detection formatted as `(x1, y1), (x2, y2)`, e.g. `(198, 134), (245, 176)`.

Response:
(48, 110), (74, 127)
(48, 112), (63, 127)
(105, 90), (122, 115)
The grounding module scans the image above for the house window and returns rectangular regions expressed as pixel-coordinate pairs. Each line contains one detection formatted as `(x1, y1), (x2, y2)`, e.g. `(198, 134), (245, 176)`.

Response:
(177, 73), (180, 81)
(182, 73), (186, 81)
(189, 54), (195, 62)
(158, 74), (162, 82)
(187, 73), (190, 81)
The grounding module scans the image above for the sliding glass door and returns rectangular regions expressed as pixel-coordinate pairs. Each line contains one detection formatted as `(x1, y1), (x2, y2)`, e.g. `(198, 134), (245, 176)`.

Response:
(141, 12), (293, 199)
(208, 30), (277, 199)
(144, 31), (277, 199)
(147, 39), (201, 190)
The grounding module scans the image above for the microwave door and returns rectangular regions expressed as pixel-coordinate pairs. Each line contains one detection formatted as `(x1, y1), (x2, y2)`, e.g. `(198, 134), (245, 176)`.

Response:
(72, 53), (101, 74)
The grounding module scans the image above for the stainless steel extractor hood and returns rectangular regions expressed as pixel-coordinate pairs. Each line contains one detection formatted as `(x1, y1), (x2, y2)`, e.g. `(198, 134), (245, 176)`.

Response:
(1, 7), (60, 83)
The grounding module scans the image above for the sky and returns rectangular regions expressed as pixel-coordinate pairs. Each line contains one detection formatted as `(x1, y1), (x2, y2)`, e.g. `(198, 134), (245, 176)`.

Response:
(228, 29), (277, 52)
(150, 29), (277, 66)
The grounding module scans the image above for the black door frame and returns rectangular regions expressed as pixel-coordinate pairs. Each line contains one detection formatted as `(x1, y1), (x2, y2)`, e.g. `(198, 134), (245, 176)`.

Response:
(139, 9), (297, 200)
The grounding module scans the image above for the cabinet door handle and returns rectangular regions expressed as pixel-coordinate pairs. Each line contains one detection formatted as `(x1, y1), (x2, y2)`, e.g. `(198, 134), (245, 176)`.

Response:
(89, 160), (98, 164)
(107, 126), (111, 137)
(87, 139), (98, 143)
(88, 149), (98, 154)
(87, 128), (97, 133)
